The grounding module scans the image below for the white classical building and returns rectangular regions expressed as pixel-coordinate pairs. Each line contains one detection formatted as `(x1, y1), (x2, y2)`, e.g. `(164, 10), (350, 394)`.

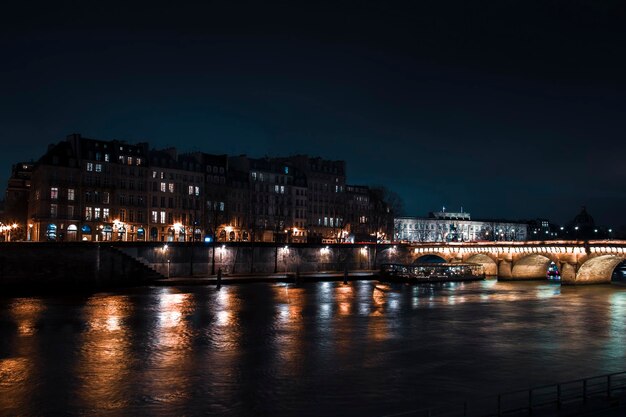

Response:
(394, 210), (528, 242)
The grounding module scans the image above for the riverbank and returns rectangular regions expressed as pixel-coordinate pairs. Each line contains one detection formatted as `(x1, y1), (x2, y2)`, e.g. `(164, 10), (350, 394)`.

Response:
(154, 270), (377, 286)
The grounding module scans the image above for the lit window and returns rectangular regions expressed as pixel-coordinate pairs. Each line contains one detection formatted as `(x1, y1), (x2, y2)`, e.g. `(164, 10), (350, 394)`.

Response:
(104, 153), (110, 162)
(168, 183), (174, 193)
(324, 217), (328, 226)
(94, 207), (101, 220)
(103, 208), (110, 221)
(194, 186), (200, 196)
(275, 185), (279, 193)
(127, 157), (133, 165)
(219, 202), (225, 211)
(136, 158), (142, 166)
(86, 163), (93, 172)
(160, 182), (166, 192)
(50, 204), (58, 218)
(85, 207), (93, 221)
(151, 211), (158, 223)
(95, 164), (102, 172)
(160, 211), (166, 224)
(68, 188), (75, 201)
(50, 187), (58, 200)
(252, 172), (257, 180)
(280, 185), (285, 194)
(152, 171), (157, 178)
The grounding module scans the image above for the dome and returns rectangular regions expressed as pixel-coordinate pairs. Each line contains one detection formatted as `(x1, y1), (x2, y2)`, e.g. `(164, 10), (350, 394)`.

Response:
(571, 207), (595, 228)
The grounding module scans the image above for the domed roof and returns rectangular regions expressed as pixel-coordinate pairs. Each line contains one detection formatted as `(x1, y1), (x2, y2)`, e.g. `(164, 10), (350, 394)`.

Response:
(572, 206), (595, 228)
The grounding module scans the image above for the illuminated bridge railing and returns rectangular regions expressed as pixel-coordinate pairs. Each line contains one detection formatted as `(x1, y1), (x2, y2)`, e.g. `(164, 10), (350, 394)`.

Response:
(384, 371), (626, 417)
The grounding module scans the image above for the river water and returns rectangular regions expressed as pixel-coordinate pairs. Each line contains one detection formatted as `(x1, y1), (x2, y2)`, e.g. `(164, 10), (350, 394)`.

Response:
(2, 280), (626, 416)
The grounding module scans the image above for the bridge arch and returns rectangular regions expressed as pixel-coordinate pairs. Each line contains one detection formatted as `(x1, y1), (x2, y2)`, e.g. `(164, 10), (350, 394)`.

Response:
(466, 254), (498, 276)
(511, 253), (556, 280)
(575, 255), (626, 284)
(413, 254), (448, 264)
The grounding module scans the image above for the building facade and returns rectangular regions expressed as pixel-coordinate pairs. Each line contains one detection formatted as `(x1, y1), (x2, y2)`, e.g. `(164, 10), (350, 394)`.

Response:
(395, 210), (528, 243)
(15, 133), (399, 243)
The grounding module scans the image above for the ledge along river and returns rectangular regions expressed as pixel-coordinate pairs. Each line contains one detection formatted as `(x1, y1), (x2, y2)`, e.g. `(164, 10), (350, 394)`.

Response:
(2, 279), (626, 416)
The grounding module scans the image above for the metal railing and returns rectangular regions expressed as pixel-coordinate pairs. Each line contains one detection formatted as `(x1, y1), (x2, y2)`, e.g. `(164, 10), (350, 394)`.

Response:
(384, 371), (626, 417)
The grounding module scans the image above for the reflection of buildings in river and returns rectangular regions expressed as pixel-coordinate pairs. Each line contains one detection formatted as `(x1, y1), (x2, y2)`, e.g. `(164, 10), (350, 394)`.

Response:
(143, 289), (195, 406)
(76, 295), (134, 411)
(271, 285), (306, 377)
(0, 299), (46, 414)
(606, 292), (626, 360)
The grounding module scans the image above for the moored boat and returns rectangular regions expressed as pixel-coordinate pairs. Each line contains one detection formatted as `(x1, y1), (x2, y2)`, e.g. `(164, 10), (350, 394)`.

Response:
(379, 262), (485, 283)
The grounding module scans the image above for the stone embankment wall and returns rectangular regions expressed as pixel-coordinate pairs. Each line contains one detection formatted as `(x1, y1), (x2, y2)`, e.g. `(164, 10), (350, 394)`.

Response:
(117, 242), (405, 277)
(0, 243), (162, 293)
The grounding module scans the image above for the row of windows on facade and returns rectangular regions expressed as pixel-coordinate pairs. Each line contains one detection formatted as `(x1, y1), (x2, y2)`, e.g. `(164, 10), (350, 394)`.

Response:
(152, 182), (201, 196)
(317, 217), (344, 227)
(398, 222), (519, 231)
(86, 155), (143, 169)
(151, 170), (207, 182)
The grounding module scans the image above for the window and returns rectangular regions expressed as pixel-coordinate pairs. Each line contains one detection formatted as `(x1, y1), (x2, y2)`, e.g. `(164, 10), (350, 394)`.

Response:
(86, 163), (93, 172)
(67, 205), (74, 218)
(68, 188), (75, 201)
(85, 207), (93, 221)
(119, 209), (126, 222)
(127, 157), (133, 165)
(284, 166), (289, 174)
(219, 202), (225, 211)
(324, 217), (328, 226)
(103, 192), (110, 204)
(136, 158), (142, 165)
(160, 182), (166, 192)
(103, 208), (110, 221)
(104, 153), (110, 162)
(50, 204), (58, 218)
(160, 211), (166, 224)
(274, 185), (279, 193)
(151, 211), (158, 223)
(152, 171), (157, 178)
(252, 172), (257, 180)
(95, 152), (101, 161)
(280, 185), (285, 194)
(95, 163), (102, 172)
(94, 207), (101, 220)
(168, 183), (174, 193)
(188, 185), (194, 195)
(50, 187), (58, 200)
(194, 186), (200, 196)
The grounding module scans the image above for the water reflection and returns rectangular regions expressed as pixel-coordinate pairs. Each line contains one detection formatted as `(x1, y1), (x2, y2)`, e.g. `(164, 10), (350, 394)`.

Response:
(2, 281), (626, 416)
(76, 295), (134, 412)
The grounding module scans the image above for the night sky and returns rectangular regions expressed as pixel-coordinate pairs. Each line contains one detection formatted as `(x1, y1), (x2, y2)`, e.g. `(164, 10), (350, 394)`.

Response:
(1, 1), (625, 227)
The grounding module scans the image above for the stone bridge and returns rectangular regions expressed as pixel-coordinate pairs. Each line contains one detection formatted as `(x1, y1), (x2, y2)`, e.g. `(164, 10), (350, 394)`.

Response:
(406, 240), (626, 284)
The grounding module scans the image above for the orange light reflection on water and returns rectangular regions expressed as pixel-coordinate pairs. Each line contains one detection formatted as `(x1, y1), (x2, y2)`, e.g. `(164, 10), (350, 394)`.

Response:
(76, 295), (134, 412)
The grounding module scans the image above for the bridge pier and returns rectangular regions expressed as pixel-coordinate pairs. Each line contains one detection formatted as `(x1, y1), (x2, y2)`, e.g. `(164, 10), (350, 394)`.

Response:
(498, 260), (512, 279)
(560, 262), (577, 284)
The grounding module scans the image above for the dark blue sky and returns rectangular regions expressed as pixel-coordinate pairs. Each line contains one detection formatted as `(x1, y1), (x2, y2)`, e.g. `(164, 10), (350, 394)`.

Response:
(1, 1), (625, 226)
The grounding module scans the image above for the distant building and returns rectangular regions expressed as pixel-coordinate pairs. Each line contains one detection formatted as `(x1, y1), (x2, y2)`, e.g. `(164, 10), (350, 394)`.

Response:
(3, 162), (33, 240)
(345, 185), (394, 243)
(12, 133), (398, 243)
(395, 210), (528, 242)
